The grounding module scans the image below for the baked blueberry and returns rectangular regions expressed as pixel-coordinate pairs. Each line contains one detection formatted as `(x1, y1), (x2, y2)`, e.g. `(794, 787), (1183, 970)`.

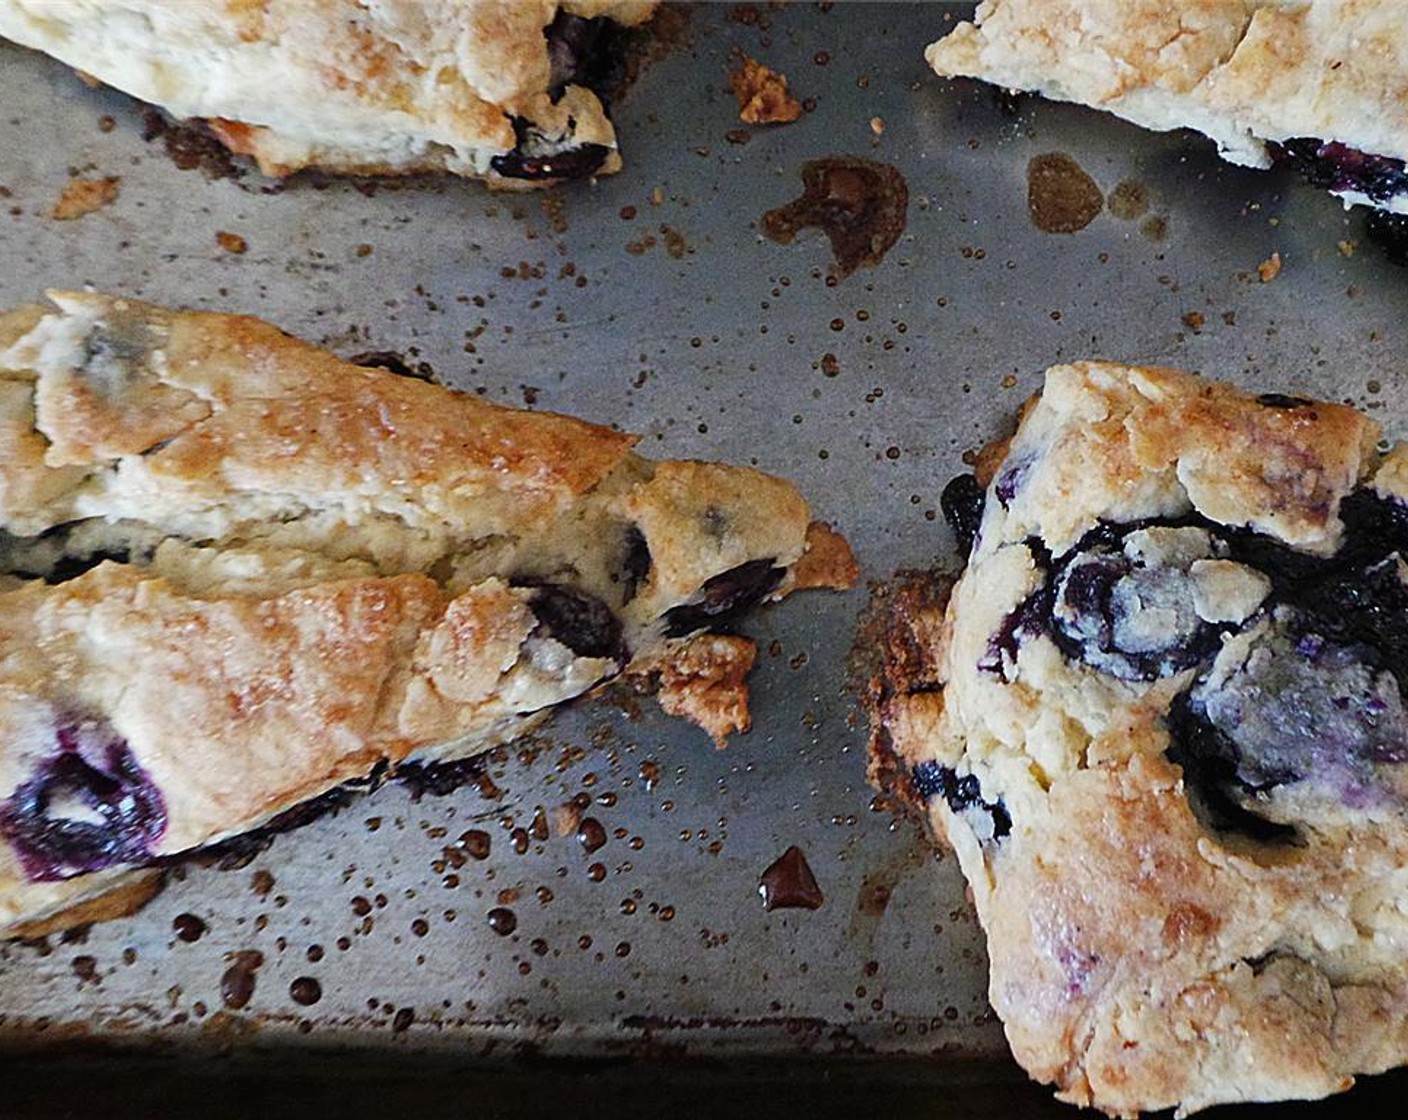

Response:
(1194, 610), (1408, 804)
(940, 473), (985, 557)
(0, 720), (166, 881)
(490, 117), (611, 182)
(663, 558), (785, 638)
(911, 761), (1011, 841)
(525, 584), (628, 664)
(1048, 525), (1269, 682)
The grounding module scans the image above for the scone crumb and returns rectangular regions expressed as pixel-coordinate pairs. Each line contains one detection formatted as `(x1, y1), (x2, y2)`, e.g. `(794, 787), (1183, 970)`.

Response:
(1182, 311), (1205, 331)
(729, 56), (803, 125)
(1338, 239), (1356, 257)
(1258, 251), (1283, 282)
(794, 521), (859, 590)
(216, 231), (248, 254)
(870, 116), (886, 135)
(632, 634), (758, 747)
(50, 176), (120, 220)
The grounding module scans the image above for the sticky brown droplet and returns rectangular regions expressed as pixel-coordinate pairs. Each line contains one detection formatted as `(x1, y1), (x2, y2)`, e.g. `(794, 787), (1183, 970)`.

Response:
(289, 977), (322, 1006)
(220, 950), (264, 1010)
(1106, 178), (1149, 221)
(460, 829), (491, 860)
(577, 817), (607, 854)
(762, 157), (908, 280)
(759, 845), (824, 911)
(1027, 152), (1103, 234)
(172, 913), (207, 943)
(487, 907), (517, 936)
(392, 1007), (416, 1033)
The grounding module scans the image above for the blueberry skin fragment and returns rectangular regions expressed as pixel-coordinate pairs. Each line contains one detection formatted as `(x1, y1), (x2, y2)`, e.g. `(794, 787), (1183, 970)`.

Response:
(1274, 138), (1408, 205)
(1256, 393), (1314, 410)
(940, 473), (985, 558)
(0, 722), (167, 881)
(490, 117), (611, 182)
(662, 558), (785, 638)
(911, 761), (1012, 841)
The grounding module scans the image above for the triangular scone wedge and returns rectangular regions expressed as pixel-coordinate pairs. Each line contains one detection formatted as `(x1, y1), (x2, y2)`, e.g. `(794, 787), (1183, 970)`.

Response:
(0, 1), (656, 185)
(928, 0), (1408, 213)
(871, 361), (1408, 1115)
(0, 292), (855, 938)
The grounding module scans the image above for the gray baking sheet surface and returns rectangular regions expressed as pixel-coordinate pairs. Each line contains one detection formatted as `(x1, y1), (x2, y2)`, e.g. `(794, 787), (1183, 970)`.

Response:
(1, 0), (1407, 1100)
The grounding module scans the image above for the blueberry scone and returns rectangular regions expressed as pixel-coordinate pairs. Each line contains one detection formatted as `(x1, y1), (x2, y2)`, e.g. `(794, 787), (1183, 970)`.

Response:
(870, 361), (1408, 1115)
(0, 0), (655, 185)
(928, 0), (1408, 215)
(0, 291), (855, 940)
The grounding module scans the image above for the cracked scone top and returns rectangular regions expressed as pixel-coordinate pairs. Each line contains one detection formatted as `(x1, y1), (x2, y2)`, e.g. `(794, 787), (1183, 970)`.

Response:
(927, 0), (1408, 214)
(0, 0), (656, 184)
(0, 292), (855, 939)
(872, 361), (1408, 1116)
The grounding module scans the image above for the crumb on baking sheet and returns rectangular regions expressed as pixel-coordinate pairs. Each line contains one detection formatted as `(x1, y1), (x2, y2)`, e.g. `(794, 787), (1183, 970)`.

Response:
(1258, 251), (1283, 282)
(630, 634), (758, 747)
(794, 521), (859, 590)
(216, 231), (248, 254)
(50, 176), (120, 220)
(729, 56), (803, 125)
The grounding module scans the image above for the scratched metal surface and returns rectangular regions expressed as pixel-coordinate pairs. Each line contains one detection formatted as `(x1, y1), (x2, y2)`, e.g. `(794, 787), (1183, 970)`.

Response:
(0, 0), (1407, 1102)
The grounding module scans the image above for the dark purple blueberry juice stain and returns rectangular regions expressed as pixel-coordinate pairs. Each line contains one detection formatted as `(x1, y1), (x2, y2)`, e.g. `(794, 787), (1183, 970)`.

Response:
(993, 459), (1031, 508)
(663, 558), (785, 638)
(759, 845), (824, 911)
(1273, 138), (1408, 205)
(0, 720), (166, 881)
(911, 761), (1011, 841)
(394, 757), (486, 801)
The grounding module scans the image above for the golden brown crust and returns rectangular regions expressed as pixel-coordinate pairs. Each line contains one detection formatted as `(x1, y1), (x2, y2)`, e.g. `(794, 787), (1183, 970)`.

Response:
(729, 57), (803, 125)
(794, 521), (860, 591)
(0, 1), (656, 185)
(5, 869), (166, 942)
(0, 292), (852, 938)
(928, 0), (1408, 189)
(872, 361), (1408, 1115)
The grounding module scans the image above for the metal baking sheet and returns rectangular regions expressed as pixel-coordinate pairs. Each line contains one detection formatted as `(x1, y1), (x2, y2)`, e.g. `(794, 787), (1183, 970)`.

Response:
(2, 1), (1408, 1109)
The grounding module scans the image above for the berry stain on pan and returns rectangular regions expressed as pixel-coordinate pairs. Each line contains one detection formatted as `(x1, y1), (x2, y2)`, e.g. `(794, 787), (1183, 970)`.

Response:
(761, 157), (909, 280)
(1026, 152), (1103, 234)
